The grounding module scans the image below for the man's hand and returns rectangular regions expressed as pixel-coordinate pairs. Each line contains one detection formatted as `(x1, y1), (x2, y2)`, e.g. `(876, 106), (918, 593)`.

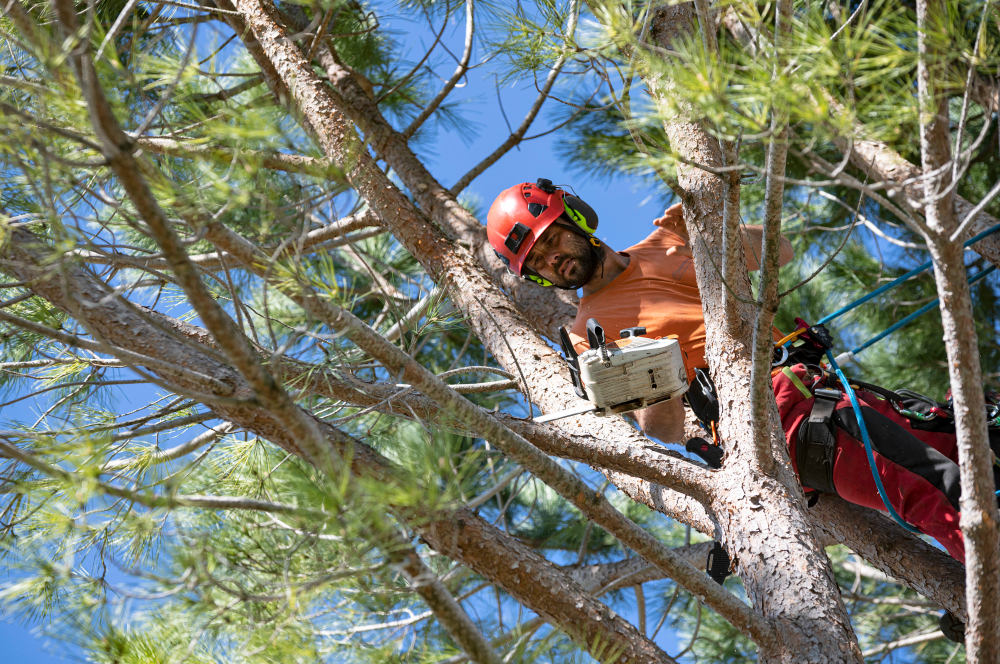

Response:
(653, 203), (794, 268)
(653, 203), (689, 244)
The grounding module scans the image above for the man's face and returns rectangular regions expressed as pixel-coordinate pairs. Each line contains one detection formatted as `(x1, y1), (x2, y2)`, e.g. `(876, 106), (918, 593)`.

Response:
(523, 223), (599, 289)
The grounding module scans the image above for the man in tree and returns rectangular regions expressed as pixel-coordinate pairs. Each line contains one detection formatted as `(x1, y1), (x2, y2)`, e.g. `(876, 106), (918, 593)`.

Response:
(487, 179), (792, 444)
(488, 179), (971, 563)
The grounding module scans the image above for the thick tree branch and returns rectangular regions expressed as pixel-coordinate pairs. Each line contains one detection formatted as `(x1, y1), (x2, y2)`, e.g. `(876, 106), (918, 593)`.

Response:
(810, 495), (967, 620)
(220, 0), (717, 584)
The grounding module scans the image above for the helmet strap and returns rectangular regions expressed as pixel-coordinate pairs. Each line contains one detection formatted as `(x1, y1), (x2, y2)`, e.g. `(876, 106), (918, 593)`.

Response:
(592, 239), (605, 281)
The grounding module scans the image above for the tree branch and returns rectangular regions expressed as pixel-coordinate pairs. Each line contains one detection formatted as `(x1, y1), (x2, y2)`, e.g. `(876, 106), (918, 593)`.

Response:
(402, 0), (474, 139)
(748, 0), (792, 476)
(135, 136), (344, 180)
(448, 0), (577, 195)
(101, 421), (235, 472)
(389, 538), (504, 664)
(916, 0), (1000, 655)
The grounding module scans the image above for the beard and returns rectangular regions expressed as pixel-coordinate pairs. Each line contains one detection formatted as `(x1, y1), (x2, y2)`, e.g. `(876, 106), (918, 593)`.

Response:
(548, 232), (601, 289)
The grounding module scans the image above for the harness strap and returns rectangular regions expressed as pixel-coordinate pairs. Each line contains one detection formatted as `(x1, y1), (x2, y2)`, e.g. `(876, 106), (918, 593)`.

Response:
(796, 387), (840, 495)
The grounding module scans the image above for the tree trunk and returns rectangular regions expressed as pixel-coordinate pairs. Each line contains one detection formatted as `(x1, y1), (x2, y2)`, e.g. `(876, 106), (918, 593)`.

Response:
(643, 4), (863, 662)
(915, 1), (1000, 657)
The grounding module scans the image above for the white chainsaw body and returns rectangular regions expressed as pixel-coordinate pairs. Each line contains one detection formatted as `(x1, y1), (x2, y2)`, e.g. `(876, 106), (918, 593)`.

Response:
(577, 336), (689, 416)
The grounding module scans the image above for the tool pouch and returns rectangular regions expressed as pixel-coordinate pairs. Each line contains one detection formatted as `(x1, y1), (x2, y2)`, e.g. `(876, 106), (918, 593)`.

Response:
(685, 368), (719, 427)
(796, 387), (840, 495)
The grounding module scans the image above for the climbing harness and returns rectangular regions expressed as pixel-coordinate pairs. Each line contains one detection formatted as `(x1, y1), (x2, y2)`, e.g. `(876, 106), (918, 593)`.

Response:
(781, 221), (1000, 532)
(795, 386), (841, 496)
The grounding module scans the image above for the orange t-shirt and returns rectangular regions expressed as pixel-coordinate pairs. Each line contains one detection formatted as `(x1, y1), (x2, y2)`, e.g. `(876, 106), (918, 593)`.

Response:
(569, 223), (778, 382)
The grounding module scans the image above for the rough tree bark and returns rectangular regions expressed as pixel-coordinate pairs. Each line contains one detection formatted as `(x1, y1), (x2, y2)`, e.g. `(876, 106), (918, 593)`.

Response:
(810, 496), (967, 620)
(640, 4), (863, 662)
(915, 0), (1000, 657)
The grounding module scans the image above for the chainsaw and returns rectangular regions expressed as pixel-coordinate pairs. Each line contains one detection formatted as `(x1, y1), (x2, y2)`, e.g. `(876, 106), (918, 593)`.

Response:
(534, 319), (690, 424)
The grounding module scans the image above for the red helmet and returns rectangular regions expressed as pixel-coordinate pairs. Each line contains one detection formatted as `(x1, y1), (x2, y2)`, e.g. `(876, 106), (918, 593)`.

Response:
(487, 179), (599, 282)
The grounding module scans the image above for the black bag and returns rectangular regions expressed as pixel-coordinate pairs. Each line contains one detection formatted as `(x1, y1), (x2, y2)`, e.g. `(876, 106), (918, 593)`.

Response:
(685, 367), (720, 426)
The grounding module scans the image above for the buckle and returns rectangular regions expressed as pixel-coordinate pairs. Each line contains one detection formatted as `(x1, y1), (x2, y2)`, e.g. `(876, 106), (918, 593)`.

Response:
(814, 388), (840, 401)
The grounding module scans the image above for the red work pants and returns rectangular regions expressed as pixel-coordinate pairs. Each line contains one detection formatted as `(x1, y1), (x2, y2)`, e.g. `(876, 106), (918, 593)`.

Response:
(774, 364), (965, 561)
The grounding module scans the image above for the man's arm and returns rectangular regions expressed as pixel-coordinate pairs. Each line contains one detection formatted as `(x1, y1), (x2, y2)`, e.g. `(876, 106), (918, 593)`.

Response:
(632, 397), (686, 445)
(653, 206), (794, 270)
(740, 225), (794, 270)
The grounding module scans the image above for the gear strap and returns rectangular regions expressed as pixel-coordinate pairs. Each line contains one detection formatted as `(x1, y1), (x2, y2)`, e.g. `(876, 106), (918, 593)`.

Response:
(796, 387), (841, 495)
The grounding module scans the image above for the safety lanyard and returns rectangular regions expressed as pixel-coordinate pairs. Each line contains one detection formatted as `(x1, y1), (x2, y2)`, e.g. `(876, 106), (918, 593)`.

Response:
(825, 351), (922, 533)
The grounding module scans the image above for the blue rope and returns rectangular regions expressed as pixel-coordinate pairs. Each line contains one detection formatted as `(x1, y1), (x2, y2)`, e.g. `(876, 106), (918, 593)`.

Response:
(824, 350), (922, 533)
(818, 221), (1000, 327)
(847, 265), (998, 356)
(817, 263), (934, 326)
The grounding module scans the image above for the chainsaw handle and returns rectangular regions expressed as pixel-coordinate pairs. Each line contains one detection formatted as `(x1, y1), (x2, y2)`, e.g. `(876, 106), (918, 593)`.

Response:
(559, 327), (586, 399)
(586, 318), (610, 364)
(586, 318), (605, 350)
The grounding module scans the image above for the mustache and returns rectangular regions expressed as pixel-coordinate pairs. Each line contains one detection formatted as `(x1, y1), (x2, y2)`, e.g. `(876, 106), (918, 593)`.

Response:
(555, 245), (590, 273)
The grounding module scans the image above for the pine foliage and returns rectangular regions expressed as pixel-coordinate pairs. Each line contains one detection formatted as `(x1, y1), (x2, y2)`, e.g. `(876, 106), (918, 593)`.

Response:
(1, 0), (998, 661)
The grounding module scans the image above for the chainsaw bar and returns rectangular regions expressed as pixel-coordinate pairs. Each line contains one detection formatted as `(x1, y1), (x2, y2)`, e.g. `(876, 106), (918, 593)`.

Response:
(532, 402), (599, 424)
